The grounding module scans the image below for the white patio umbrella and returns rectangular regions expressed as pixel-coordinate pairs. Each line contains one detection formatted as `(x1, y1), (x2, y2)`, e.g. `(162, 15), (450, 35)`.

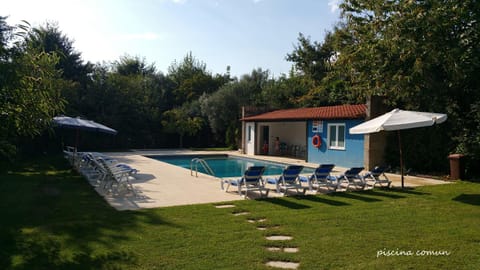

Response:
(350, 108), (447, 188)
(53, 116), (117, 149)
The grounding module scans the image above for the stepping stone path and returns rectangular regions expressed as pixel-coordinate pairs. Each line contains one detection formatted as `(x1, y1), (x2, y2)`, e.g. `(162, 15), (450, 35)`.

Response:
(247, 218), (267, 223)
(257, 225), (281, 231)
(266, 247), (299, 253)
(215, 204), (300, 269)
(265, 261), (300, 269)
(215, 204), (236, 208)
(266, 235), (293, 241)
(233, 211), (250, 216)
(265, 235), (299, 268)
(283, 247), (299, 253)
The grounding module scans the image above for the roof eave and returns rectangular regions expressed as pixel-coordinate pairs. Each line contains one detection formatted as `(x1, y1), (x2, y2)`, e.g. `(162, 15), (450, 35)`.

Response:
(241, 116), (366, 122)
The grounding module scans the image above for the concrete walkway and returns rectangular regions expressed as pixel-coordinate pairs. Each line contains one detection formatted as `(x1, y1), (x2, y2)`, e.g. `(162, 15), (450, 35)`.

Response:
(95, 150), (451, 210)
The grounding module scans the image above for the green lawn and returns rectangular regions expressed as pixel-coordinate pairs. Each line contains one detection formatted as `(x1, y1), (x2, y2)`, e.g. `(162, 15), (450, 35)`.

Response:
(1, 155), (479, 269)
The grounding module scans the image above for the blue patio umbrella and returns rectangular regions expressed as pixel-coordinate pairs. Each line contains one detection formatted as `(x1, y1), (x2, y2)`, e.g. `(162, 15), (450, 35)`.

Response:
(53, 116), (117, 149)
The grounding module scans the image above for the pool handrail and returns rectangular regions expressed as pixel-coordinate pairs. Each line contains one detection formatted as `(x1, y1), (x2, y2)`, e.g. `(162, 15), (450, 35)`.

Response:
(190, 158), (215, 177)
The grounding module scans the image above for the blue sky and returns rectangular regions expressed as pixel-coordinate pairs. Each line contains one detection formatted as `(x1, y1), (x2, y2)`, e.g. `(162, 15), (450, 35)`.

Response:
(4, 0), (341, 77)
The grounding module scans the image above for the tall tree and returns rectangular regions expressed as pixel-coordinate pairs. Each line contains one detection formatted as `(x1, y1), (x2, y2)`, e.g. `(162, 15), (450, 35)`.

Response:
(336, 0), (479, 108)
(167, 52), (225, 105)
(162, 104), (203, 148)
(334, 0), (480, 173)
(162, 52), (228, 145)
(286, 31), (358, 106)
(261, 72), (313, 108)
(199, 83), (242, 146)
(200, 68), (272, 146)
(0, 20), (66, 159)
(82, 56), (168, 149)
(114, 55), (156, 76)
(0, 16), (12, 59)
(24, 22), (93, 116)
(25, 22), (92, 82)
(286, 32), (336, 82)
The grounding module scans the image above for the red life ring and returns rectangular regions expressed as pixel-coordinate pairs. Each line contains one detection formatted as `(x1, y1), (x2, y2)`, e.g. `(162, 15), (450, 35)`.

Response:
(312, 135), (321, 148)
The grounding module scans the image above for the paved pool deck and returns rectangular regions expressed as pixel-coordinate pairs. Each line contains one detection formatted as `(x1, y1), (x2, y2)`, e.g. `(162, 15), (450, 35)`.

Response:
(95, 149), (451, 210)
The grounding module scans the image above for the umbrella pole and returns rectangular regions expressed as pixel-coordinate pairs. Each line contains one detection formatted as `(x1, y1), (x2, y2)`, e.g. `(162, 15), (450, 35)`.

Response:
(398, 130), (404, 188)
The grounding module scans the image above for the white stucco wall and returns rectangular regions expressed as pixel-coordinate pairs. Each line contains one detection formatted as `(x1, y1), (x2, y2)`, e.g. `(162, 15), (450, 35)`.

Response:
(245, 122), (255, 155)
(257, 121), (307, 155)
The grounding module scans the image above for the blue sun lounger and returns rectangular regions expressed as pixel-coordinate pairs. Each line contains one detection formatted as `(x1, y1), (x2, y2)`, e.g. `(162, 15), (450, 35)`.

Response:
(299, 164), (337, 192)
(336, 167), (374, 190)
(363, 166), (392, 188)
(267, 165), (306, 195)
(223, 166), (269, 198)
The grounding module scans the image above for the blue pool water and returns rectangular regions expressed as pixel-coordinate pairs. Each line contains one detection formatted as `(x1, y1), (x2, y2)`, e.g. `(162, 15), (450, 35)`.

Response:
(146, 154), (313, 178)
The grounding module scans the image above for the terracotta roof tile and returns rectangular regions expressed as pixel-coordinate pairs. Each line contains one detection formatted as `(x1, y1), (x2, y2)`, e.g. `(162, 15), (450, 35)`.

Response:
(241, 104), (367, 121)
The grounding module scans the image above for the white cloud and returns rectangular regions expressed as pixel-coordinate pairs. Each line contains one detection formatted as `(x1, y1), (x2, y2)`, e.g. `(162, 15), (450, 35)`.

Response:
(328, 0), (340, 13)
(172, 0), (187, 4)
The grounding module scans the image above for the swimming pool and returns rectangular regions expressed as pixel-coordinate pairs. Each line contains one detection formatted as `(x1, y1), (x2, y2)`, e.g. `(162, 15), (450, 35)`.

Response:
(146, 154), (313, 178)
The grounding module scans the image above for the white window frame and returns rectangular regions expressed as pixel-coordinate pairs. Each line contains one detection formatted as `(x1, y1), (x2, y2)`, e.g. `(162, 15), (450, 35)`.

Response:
(327, 123), (346, 150)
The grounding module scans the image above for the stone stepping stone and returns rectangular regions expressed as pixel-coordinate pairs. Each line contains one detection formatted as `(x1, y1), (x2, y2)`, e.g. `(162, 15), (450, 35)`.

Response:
(257, 225), (281, 231)
(265, 261), (300, 269)
(265, 246), (299, 253)
(283, 247), (299, 253)
(215, 204), (236, 208)
(233, 211), (250, 216)
(265, 235), (293, 241)
(247, 218), (267, 223)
